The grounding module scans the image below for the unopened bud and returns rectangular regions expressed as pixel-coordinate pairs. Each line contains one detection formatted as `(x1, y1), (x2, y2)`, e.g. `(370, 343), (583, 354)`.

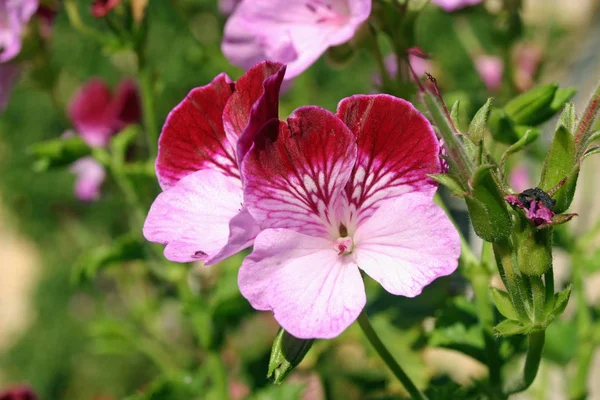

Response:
(267, 329), (314, 384)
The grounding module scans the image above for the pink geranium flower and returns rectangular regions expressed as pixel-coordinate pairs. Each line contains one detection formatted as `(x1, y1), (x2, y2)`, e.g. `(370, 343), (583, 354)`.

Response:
(222, 0), (372, 80)
(474, 55), (504, 92)
(67, 78), (141, 201)
(143, 61), (286, 265)
(431, 0), (483, 12)
(0, 0), (38, 62)
(0, 384), (37, 400)
(239, 95), (461, 338)
(91, 0), (122, 18)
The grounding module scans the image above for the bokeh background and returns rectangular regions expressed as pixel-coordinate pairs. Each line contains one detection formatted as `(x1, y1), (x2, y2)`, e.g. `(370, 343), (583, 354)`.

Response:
(1, 0), (600, 399)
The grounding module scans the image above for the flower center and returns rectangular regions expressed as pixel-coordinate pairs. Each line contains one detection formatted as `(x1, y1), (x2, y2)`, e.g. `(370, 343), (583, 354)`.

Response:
(333, 236), (353, 256)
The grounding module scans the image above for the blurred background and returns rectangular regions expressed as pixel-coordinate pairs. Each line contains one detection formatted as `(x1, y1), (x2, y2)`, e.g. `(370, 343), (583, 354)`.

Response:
(1, 0), (600, 399)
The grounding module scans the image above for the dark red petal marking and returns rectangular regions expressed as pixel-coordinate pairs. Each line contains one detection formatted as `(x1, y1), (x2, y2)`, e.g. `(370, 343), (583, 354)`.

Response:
(156, 73), (237, 190)
(222, 61), (286, 165)
(243, 107), (357, 238)
(337, 94), (441, 220)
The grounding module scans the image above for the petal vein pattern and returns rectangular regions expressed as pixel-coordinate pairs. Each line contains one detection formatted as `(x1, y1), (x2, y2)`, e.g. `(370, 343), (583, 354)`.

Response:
(337, 95), (441, 224)
(156, 73), (237, 190)
(243, 107), (357, 238)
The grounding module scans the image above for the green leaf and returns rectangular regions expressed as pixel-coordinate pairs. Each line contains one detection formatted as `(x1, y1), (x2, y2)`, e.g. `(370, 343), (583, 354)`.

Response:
(488, 108), (519, 144)
(71, 234), (146, 284)
(490, 287), (519, 321)
(504, 84), (558, 126)
(111, 126), (140, 168)
(428, 173), (466, 194)
(465, 165), (512, 241)
(538, 126), (577, 213)
(494, 319), (530, 337)
(267, 329), (314, 384)
(29, 136), (91, 171)
(551, 285), (572, 318)
(468, 98), (492, 143)
(555, 103), (577, 135)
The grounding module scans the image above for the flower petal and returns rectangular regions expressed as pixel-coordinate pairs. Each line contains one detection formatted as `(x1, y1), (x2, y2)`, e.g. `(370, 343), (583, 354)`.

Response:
(222, 61), (286, 164)
(337, 95), (441, 221)
(143, 169), (254, 264)
(239, 228), (365, 339)
(70, 156), (106, 202)
(68, 78), (116, 148)
(431, 0), (483, 12)
(354, 193), (460, 297)
(112, 79), (141, 129)
(243, 107), (357, 237)
(222, 0), (371, 79)
(156, 73), (237, 190)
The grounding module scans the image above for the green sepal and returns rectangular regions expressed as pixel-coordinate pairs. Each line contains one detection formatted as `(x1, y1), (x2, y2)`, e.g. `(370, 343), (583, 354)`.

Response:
(583, 144), (600, 160)
(450, 100), (463, 134)
(500, 128), (540, 173)
(514, 220), (552, 276)
(490, 287), (520, 321)
(504, 84), (557, 126)
(267, 329), (314, 384)
(555, 103), (577, 135)
(465, 165), (512, 241)
(468, 98), (493, 144)
(428, 173), (466, 195)
(494, 319), (530, 337)
(551, 285), (572, 318)
(29, 136), (91, 171)
(539, 126), (577, 213)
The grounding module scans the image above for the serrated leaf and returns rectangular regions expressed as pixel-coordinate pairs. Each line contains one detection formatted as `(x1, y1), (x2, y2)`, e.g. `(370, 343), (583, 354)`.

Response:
(490, 287), (519, 321)
(494, 319), (530, 337)
(468, 98), (492, 143)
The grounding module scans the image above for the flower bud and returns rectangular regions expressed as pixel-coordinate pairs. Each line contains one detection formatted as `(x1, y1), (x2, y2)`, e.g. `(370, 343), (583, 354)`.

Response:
(514, 217), (552, 276)
(504, 84), (576, 127)
(268, 329), (314, 384)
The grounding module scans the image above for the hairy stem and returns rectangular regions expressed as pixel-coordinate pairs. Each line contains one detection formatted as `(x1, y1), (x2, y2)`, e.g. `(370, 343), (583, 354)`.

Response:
(503, 331), (545, 395)
(357, 311), (429, 400)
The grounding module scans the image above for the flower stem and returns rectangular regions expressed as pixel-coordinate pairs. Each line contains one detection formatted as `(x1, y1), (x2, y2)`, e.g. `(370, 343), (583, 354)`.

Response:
(357, 311), (429, 400)
(138, 67), (159, 158)
(503, 330), (545, 395)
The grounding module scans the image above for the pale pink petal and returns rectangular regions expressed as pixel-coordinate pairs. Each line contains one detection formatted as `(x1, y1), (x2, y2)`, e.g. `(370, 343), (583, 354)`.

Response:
(143, 169), (254, 264)
(222, 61), (286, 164)
(70, 157), (106, 202)
(336, 95), (440, 223)
(474, 55), (504, 92)
(222, 0), (371, 79)
(431, 0), (483, 12)
(68, 78), (116, 148)
(0, 0), (38, 62)
(156, 73), (237, 190)
(238, 228), (366, 339)
(242, 107), (357, 237)
(354, 193), (460, 297)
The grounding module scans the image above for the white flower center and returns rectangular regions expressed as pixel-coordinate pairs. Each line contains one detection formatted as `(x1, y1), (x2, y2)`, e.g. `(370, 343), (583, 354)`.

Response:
(333, 236), (353, 255)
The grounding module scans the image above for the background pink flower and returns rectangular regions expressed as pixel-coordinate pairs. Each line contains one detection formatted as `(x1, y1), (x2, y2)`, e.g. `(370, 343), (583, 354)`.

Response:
(70, 157), (107, 202)
(91, 0), (122, 18)
(0, 0), (38, 62)
(143, 62), (286, 265)
(239, 95), (460, 338)
(431, 0), (483, 12)
(474, 55), (504, 92)
(0, 63), (20, 113)
(222, 0), (372, 79)
(0, 384), (37, 400)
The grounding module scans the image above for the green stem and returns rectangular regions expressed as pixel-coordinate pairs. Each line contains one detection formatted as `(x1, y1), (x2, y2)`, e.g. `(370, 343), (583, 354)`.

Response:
(493, 241), (530, 321)
(528, 275), (545, 325)
(138, 67), (159, 158)
(357, 311), (428, 400)
(503, 331), (545, 395)
(206, 351), (228, 399)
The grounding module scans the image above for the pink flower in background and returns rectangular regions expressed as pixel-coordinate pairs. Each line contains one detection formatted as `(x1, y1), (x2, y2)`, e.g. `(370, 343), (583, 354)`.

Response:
(513, 43), (543, 92)
(143, 61), (286, 265)
(373, 51), (430, 88)
(66, 78), (141, 201)
(0, 0), (38, 62)
(0, 384), (37, 400)
(219, 0), (242, 15)
(91, 0), (122, 18)
(474, 55), (504, 92)
(68, 78), (141, 148)
(509, 164), (532, 193)
(0, 63), (20, 113)
(222, 0), (372, 80)
(239, 94), (460, 338)
(431, 0), (483, 12)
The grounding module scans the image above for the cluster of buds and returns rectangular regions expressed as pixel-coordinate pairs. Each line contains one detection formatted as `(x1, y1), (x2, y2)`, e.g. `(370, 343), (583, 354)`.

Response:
(422, 76), (600, 336)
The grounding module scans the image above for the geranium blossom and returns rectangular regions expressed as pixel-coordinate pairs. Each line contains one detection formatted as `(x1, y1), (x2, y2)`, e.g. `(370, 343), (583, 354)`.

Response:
(143, 61), (286, 265)
(239, 94), (461, 338)
(474, 55), (504, 92)
(0, 0), (38, 62)
(431, 0), (483, 12)
(67, 78), (141, 201)
(0, 384), (37, 400)
(222, 0), (371, 79)
(91, 0), (122, 18)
